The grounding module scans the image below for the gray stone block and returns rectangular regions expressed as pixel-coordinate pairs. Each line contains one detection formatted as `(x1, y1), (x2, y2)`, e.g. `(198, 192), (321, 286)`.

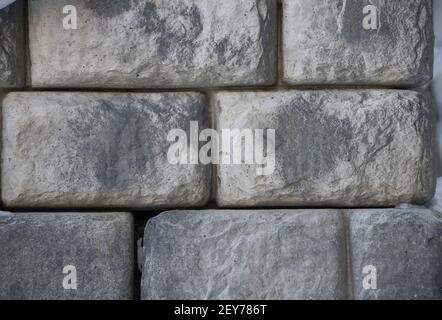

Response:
(0, 0), (25, 88)
(141, 210), (347, 300)
(29, 0), (277, 88)
(0, 212), (133, 300)
(2, 92), (211, 208)
(282, 0), (434, 86)
(348, 209), (442, 300)
(214, 90), (436, 207)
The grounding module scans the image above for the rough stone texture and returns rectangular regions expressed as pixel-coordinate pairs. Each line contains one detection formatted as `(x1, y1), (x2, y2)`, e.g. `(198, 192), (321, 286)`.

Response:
(2, 92), (211, 208)
(29, 0), (277, 88)
(0, 212), (133, 300)
(142, 209), (442, 300)
(0, 0), (25, 88)
(348, 209), (442, 300)
(141, 210), (347, 300)
(215, 90), (436, 207)
(282, 0), (434, 86)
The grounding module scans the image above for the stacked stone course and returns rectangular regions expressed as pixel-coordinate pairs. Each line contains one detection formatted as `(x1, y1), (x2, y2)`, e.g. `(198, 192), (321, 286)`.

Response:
(0, 0), (440, 300)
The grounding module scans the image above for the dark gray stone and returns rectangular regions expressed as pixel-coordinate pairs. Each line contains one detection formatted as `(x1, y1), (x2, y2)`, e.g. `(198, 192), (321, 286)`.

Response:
(215, 90), (436, 207)
(2, 92), (211, 208)
(427, 177), (442, 213)
(348, 209), (442, 300)
(0, 0), (25, 88)
(282, 0), (434, 86)
(141, 210), (347, 300)
(29, 0), (277, 88)
(0, 212), (134, 300)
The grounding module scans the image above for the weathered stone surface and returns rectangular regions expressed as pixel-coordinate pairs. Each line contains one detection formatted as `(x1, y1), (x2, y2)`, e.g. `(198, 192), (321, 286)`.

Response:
(215, 90), (435, 207)
(29, 0), (277, 88)
(0, 0), (24, 88)
(141, 210), (347, 300)
(2, 92), (211, 208)
(282, 0), (434, 86)
(0, 212), (133, 300)
(348, 209), (442, 300)
(434, 48), (442, 120)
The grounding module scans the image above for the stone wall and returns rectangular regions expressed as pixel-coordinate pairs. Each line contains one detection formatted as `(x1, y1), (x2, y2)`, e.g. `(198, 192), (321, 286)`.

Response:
(0, 0), (440, 300)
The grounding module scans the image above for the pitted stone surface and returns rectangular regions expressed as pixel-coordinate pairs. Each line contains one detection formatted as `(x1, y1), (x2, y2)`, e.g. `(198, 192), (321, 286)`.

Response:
(0, 0), (24, 88)
(0, 212), (133, 300)
(215, 90), (436, 207)
(2, 92), (211, 208)
(29, 0), (277, 88)
(348, 209), (442, 300)
(282, 0), (434, 86)
(141, 210), (347, 300)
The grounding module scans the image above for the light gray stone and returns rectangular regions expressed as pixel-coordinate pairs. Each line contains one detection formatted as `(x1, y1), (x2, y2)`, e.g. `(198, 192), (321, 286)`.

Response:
(0, 212), (133, 300)
(29, 0), (277, 88)
(141, 210), (347, 300)
(427, 177), (442, 213)
(0, 0), (25, 88)
(348, 209), (442, 300)
(2, 92), (211, 208)
(215, 90), (436, 207)
(282, 0), (434, 86)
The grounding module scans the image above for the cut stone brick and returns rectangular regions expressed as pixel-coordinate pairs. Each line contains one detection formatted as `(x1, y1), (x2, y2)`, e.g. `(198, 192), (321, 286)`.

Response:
(0, 0), (25, 88)
(0, 212), (133, 300)
(29, 0), (277, 88)
(214, 90), (435, 207)
(282, 0), (434, 86)
(348, 209), (442, 300)
(2, 92), (211, 208)
(141, 210), (347, 300)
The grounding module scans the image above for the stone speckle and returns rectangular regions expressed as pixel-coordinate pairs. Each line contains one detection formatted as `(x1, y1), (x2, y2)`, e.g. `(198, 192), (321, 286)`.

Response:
(141, 210), (347, 300)
(0, 212), (134, 300)
(282, 0), (434, 86)
(2, 92), (211, 208)
(29, 0), (277, 88)
(215, 90), (436, 207)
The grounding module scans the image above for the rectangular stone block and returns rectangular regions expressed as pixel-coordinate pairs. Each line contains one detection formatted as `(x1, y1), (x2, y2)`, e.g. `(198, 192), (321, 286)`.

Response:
(141, 210), (347, 300)
(282, 0), (433, 86)
(214, 90), (435, 207)
(348, 209), (442, 300)
(2, 92), (211, 208)
(0, 0), (25, 88)
(29, 0), (277, 88)
(0, 212), (133, 300)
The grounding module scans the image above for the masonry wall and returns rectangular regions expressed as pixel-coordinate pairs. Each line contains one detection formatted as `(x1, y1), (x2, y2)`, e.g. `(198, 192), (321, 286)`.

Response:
(0, 0), (441, 300)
